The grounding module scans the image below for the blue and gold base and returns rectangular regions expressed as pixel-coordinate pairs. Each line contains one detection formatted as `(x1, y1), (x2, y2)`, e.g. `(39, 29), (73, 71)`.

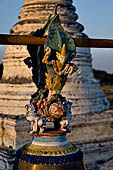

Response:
(13, 131), (86, 170)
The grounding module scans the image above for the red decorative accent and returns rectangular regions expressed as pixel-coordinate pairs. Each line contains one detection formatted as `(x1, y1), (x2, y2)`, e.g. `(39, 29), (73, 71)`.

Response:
(37, 100), (44, 111)
(31, 131), (66, 137)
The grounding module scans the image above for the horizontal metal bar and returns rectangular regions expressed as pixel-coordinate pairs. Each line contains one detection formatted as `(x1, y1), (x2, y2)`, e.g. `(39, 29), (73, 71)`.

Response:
(0, 34), (113, 48)
(74, 38), (113, 48)
(0, 34), (46, 46)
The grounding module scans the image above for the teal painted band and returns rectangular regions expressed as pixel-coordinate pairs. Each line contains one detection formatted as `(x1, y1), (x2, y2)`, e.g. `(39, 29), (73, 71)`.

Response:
(32, 135), (67, 143)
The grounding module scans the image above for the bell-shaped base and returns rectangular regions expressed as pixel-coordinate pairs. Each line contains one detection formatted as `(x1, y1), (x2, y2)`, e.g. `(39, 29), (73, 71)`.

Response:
(16, 160), (85, 170)
(13, 130), (86, 170)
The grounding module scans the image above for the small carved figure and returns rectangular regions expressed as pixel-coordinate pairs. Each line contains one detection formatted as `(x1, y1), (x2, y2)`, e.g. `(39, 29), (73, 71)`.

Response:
(25, 104), (46, 133)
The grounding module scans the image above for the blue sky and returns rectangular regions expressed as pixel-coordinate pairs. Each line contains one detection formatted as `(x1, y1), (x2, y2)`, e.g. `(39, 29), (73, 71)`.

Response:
(0, 0), (113, 73)
(75, 0), (113, 73)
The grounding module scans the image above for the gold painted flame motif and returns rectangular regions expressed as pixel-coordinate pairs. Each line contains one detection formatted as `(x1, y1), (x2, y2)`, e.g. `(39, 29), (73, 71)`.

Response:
(61, 44), (66, 56)
(42, 43), (78, 94)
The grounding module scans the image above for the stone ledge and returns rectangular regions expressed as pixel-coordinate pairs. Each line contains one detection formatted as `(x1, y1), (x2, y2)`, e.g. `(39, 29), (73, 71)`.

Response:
(78, 140), (113, 170)
(72, 110), (113, 126)
(68, 110), (113, 144)
(0, 146), (15, 170)
(100, 159), (113, 170)
(0, 114), (31, 149)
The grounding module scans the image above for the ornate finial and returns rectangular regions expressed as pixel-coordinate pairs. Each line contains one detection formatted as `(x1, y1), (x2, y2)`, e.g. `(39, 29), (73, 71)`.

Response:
(25, 13), (80, 134)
